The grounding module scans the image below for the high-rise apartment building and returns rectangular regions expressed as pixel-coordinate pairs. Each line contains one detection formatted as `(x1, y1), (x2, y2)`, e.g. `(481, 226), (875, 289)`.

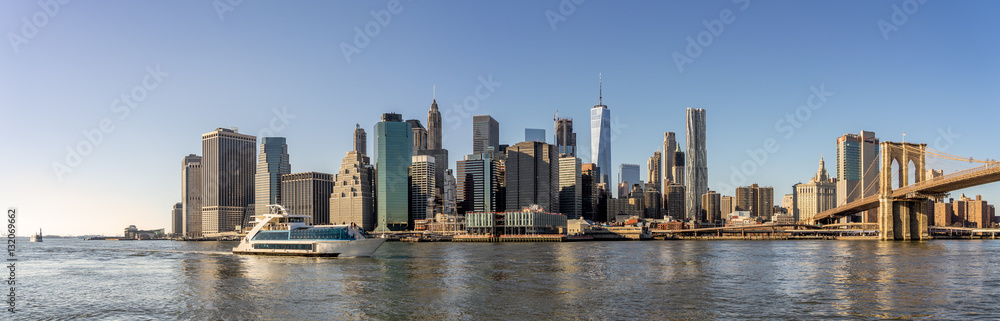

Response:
(702, 190), (722, 224)
(330, 150), (375, 230)
(201, 128), (256, 234)
(281, 172), (334, 225)
(720, 195), (735, 217)
(254, 137), (290, 218)
(662, 132), (677, 185)
(505, 141), (559, 213)
(375, 113), (413, 231)
(735, 184), (773, 219)
(554, 117), (576, 157)
(795, 157), (837, 222)
(409, 155), (436, 225)
(558, 156), (582, 219)
(181, 154), (202, 237)
(685, 108), (708, 222)
(525, 128), (546, 143)
(590, 74), (611, 186)
(473, 115), (499, 154)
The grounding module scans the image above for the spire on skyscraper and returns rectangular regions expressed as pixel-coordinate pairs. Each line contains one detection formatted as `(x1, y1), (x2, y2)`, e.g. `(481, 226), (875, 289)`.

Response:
(598, 73), (603, 106)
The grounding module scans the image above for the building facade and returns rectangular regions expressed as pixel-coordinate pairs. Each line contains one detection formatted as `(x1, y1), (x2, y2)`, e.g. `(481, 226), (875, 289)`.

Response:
(505, 141), (559, 213)
(427, 99), (442, 150)
(330, 150), (375, 231)
(685, 108), (708, 222)
(554, 117), (576, 157)
(558, 156), (582, 219)
(702, 190), (722, 224)
(581, 163), (599, 222)
(457, 151), (504, 214)
(662, 132), (677, 185)
(665, 183), (686, 220)
(648, 151), (662, 194)
(590, 75), (611, 185)
(735, 184), (774, 219)
(473, 115), (499, 154)
(281, 172), (334, 225)
(254, 137), (291, 217)
(409, 155), (436, 225)
(375, 113), (413, 231)
(835, 131), (879, 222)
(354, 124), (367, 158)
(795, 157), (838, 222)
(181, 154), (202, 237)
(618, 163), (640, 198)
(171, 202), (183, 235)
(201, 128), (256, 234)
(525, 128), (546, 143)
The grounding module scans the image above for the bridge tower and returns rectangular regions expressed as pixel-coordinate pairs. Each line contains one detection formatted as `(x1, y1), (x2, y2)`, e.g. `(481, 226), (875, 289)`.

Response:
(877, 141), (929, 240)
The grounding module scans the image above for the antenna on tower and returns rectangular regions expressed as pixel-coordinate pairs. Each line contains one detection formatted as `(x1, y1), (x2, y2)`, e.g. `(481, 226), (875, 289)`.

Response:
(433, 85), (436, 100)
(599, 73), (603, 105)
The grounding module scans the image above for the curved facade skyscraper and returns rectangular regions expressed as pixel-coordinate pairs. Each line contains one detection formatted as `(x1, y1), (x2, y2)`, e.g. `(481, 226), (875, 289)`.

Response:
(685, 108), (707, 221)
(590, 74), (611, 187)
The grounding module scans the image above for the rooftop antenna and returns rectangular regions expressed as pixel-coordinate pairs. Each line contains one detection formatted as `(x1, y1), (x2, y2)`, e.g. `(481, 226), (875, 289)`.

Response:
(599, 73), (603, 105)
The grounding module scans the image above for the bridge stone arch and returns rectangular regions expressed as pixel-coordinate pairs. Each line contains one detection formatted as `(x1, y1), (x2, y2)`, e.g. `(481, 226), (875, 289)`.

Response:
(878, 141), (928, 240)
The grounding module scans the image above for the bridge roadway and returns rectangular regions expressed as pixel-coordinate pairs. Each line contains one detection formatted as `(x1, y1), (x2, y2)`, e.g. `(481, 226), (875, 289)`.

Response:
(812, 162), (1000, 223)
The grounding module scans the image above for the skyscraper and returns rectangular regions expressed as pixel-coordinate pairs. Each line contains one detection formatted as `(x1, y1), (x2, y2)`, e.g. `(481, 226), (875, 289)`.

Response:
(281, 172), (334, 225)
(171, 202), (183, 235)
(672, 149), (685, 186)
(525, 128), (546, 143)
(506, 141), (559, 212)
(735, 184), (774, 219)
(443, 168), (456, 215)
(558, 156), (582, 219)
(375, 113), (413, 231)
(685, 108), (708, 222)
(354, 124), (367, 157)
(795, 157), (837, 222)
(407, 119), (428, 151)
(330, 150), (375, 231)
(409, 155), (436, 225)
(254, 137), (290, 217)
(456, 151), (503, 214)
(590, 74), (611, 186)
(427, 98), (442, 150)
(702, 190), (721, 224)
(201, 128), (256, 234)
(836, 131), (879, 222)
(662, 132), (677, 185)
(665, 183), (686, 220)
(648, 151), (662, 193)
(181, 154), (202, 237)
(473, 115), (499, 154)
(618, 164), (640, 197)
(554, 117), (576, 157)
(581, 163), (599, 221)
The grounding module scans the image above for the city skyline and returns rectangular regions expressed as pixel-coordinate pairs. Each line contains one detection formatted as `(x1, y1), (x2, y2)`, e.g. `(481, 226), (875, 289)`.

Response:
(3, 1), (1000, 235)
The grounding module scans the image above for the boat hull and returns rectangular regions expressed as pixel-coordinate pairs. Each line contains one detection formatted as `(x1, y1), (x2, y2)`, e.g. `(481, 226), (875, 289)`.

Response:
(232, 238), (386, 257)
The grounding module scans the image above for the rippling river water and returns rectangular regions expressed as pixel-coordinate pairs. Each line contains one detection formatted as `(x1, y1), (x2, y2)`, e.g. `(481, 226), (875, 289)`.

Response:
(16, 238), (1000, 320)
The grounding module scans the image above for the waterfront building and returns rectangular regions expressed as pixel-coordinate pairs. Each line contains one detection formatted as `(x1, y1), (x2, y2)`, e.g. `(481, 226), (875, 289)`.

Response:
(581, 163), (600, 222)
(591, 74), (611, 185)
(375, 113), (413, 231)
(932, 194), (994, 228)
(648, 151), (662, 193)
(665, 183), (686, 220)
(795, 157), (837, 222)
(836, 131), (879, 222)
(466, 205), (567, 235)
(662, 132), (677, 185)
(281, 172), (334, 225)
(702, 190), (722, 224)
(685, 108), (708, 222)
(330, 150), (375, 231)
(473, 115), (499, 154)
(457, 150), (504, 214)
(735, 184), (774, 219)
(559, 156), (582, 219)
(525, 128), (546, 143)
(201, 128), (256, 234)
(254, 137), (291, 218)
(181, 154), (202, 237)
(554, 117), (576, 157)
(409, 155), (436, 225)
(171, 202), (183, 235)
(607, 197), (644, 219)
(505, 141), (559, 213)
(720, 195), (735, 217)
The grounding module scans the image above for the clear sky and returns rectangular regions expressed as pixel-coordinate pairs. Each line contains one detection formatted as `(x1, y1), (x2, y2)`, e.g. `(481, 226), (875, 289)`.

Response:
(2, 1), (998, 236)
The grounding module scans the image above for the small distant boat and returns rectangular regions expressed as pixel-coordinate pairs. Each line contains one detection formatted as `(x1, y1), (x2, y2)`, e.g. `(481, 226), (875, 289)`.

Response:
(30, 228), (42, 242)
(232, 205), (385, 257)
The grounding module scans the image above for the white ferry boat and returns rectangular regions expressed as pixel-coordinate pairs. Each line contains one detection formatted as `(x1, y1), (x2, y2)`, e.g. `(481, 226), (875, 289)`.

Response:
(233, 205), (385, 257)
(30, 228), (42, 242)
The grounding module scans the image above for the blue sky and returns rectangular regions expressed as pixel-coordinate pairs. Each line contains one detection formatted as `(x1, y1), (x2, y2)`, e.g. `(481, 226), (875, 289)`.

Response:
(2, 1), (998, 236)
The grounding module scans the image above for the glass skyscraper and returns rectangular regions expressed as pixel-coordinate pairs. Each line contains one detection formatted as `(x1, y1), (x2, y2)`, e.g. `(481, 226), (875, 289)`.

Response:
(590, 75), (611, 187)
(254, 137), (290, 218)
(473, 115), (499, 154)
(375, 113), (413, 232)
